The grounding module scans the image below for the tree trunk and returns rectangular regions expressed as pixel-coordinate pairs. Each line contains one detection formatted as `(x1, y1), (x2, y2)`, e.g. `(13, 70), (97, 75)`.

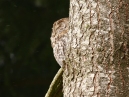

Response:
(63, 0), (129, 97)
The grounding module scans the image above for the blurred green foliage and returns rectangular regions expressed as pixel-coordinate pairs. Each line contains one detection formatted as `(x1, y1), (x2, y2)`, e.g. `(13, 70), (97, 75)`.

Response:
(0, 0), (69, 97)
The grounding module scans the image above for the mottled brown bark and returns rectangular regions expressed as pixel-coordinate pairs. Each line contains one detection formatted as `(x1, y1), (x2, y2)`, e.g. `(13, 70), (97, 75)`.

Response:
(63, 0), (129, 97)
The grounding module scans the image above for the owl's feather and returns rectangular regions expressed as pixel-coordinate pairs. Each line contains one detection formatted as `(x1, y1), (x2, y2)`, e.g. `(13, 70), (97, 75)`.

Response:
(50, 18), (69, 67)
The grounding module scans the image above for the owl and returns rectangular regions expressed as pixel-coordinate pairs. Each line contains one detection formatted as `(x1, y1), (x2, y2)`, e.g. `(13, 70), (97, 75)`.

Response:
(50, 18), (69, 67)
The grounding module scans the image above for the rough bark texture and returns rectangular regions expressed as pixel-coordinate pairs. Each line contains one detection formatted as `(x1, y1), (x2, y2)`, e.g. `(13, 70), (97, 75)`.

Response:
(63, 0), (129, 97)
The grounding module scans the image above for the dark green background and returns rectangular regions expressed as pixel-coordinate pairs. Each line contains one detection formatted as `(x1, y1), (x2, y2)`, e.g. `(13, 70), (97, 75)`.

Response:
(0, 0), (69, 97)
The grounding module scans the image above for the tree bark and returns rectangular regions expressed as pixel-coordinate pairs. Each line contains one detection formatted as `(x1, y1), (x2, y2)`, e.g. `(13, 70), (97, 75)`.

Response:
(63, 0), (129, 97)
